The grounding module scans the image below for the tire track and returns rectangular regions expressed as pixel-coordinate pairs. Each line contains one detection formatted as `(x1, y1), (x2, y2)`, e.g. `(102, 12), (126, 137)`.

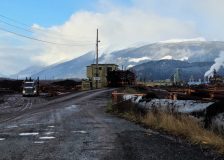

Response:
(0, 98), (32, 123)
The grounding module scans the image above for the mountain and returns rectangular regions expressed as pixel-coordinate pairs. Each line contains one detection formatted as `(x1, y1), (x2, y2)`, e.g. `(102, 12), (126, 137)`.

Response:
(31, 52), (95, 79)
(0, 73), (7, 78)
(11, 65), (45, 79)
(14, 41), (224, 79)
(101, 41), (224, 68)
(133, 59), (224, 81)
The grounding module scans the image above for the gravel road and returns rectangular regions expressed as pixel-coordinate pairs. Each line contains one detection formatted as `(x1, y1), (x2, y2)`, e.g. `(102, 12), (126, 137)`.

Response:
(0, 89), (223, 160)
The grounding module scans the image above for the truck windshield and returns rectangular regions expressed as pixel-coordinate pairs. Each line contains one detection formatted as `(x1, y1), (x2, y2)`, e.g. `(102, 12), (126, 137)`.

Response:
(24, 82), (34, 87)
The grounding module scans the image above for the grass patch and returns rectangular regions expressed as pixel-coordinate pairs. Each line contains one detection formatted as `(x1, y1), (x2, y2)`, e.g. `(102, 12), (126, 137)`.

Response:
(106, 100), (143, 123)
(143, 112), (224, 153)
(107, 100), (224, 154)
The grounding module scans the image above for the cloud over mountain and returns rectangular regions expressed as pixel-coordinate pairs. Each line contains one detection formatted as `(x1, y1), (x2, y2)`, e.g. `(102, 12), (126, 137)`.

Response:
(31, 0), (199, 66)
(1, 0), (224, 75)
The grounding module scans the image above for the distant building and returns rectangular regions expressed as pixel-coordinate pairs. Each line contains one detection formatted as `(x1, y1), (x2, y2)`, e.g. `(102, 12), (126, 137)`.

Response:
(173, 68), (182, 84)
(187, 75), (202, 86)
(86, 64), (118, 89)
(188, 80), (203, 86)
(170, 68), (184, 85)
(140, 79), (172, 87)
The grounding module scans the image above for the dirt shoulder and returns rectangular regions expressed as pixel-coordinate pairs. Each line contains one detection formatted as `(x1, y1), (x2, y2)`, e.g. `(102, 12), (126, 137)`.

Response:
(106, 99), (224, 159)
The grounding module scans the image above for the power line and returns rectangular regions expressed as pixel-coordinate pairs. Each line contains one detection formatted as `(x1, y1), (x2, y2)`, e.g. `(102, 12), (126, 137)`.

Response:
(0, 19), (35, 34)
(0, 27), (95, 46)
(0, 13), (94, 41)
(0, 18), (93, 44)
(0, 14), (30, 27)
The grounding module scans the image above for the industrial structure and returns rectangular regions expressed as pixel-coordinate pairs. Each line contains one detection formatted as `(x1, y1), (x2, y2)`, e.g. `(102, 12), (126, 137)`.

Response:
(82, 64), (118, 90)
(209, 69), (224, 85)
(82, 29), (136, 90)
(170, 68), (185, 86)
(81, 29), (136, 90)
(82, 64), (137, 89)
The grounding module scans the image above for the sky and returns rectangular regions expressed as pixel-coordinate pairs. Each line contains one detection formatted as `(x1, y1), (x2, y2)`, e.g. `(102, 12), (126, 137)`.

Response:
(0, 0), (224, 75)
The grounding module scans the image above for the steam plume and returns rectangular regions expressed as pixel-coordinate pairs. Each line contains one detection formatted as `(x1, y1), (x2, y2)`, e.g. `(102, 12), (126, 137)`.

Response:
(204, 51), (224, 77)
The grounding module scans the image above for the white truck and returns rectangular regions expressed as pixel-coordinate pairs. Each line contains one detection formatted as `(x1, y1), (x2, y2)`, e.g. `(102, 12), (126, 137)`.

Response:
(22, 78), (39, 97)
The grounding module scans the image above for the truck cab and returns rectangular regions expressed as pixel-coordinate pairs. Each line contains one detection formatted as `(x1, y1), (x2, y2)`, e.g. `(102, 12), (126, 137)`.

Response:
(22, 78), (39, 96)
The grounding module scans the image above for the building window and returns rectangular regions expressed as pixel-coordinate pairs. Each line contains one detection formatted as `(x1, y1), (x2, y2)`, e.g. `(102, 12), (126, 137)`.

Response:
(107, 67), (112, 71)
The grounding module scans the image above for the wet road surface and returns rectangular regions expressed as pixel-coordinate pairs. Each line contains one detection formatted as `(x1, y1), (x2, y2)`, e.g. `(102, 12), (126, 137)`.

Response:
(0, 89), (223, 160)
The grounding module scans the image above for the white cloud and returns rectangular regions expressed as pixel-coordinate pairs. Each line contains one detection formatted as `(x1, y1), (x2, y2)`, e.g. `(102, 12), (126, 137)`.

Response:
(188, 0), (224, 40)
(31, 1), (199, 65)
(0, 41), (44, 75)
(0, 0), (210, 75)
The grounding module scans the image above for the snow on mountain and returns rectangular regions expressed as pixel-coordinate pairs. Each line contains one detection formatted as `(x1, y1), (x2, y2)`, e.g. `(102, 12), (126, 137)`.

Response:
(128, 57), (151, 63)
(161, 55), (173, 60)
(159, 37), (206, 44)
(101, 41), (224, 69)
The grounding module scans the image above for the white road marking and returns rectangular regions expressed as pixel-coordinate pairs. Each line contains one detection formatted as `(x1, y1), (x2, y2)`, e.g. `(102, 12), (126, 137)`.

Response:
(34, 141), (45, 144)
(19, 132), (39, 136)
(45, 132), (55, 135)
(39, 136), (55, 140)
(0, 138), (5, 141)
(48, 126), (55, 128)
(72, 131), (88, 134)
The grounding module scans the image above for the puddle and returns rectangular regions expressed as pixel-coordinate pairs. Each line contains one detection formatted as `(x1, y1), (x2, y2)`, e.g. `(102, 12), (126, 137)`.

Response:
(72, 131), (88, 134)
(39, 136), (55, 140)
(45, 132), (55, 135)
(66, 105), (78, 111)
(34, 141), (45, 144)
(0, 138), (5, 141)
(19, 133), (39, 136)
(20, 123), (45, 126)
(20, 124), (33, 126)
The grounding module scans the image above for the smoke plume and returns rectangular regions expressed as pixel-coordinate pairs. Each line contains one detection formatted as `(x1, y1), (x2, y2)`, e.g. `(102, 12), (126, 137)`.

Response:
(204, 51), (224, 77)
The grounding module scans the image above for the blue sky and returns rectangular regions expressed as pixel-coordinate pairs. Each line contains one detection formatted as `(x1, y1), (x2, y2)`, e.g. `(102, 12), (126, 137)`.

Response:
(0, 0), (224, 75)
(0, 0), (132, 27)
(0, 0), (96, 27)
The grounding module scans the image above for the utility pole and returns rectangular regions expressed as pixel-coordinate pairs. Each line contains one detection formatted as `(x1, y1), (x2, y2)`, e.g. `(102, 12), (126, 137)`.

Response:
(96, 29), (100, 89)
